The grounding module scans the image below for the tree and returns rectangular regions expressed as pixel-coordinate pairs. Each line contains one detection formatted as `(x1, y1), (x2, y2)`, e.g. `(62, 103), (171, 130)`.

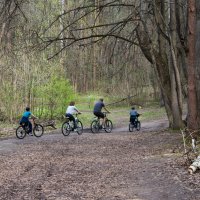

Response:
(188, 0), (198, 130)
(195, 1), (200, 129)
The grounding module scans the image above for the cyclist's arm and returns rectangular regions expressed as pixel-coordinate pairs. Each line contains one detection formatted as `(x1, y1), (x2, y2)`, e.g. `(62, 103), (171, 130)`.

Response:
(104, 107), (110, 113)
(74, 107), (81, 114)
(136, 112), (140, 117)
(30, 114), (37, 119)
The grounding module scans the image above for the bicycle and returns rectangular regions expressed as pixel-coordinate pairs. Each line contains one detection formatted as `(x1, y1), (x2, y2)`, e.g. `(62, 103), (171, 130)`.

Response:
(91, 112), (113, 133)
(16, 118), (44, 139)
(129, 114), (141, 132)
(61, 113), (83, 136)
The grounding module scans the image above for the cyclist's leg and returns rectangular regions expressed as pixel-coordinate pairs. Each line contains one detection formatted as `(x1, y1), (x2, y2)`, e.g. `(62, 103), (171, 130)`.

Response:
(103, 117), (109, 128)
(100, 112), (106, 128)
(20, 116), (27, 125)
(66, 113), (76, 128)
(72, 116), (76, 128)
(94, 112), (104, 127)
(28, 120), (32, 133)
(130, 116), (136, 125)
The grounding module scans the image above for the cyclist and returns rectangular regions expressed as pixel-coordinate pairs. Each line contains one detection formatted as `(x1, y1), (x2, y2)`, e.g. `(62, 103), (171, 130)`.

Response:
(93, 98), (110, 128)
(65, 101), (81, 130)
(20, 107), (37, 136)
(130, 107), (139, 125)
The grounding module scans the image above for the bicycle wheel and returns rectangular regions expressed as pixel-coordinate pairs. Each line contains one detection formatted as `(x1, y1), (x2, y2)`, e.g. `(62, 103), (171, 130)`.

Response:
(136, 121), (141, 131)
(91, 120), (99, 133)
(129, 123), (134, 132)
(16, 126), (26, 139)
(76, 120), (83, 135)
(62, 122), (71, 136)
(33, 124), (44, 137)
(105, 120), (113, 133)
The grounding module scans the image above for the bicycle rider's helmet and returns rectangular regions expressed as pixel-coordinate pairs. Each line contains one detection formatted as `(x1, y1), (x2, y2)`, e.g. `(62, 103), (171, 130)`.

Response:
(99, 98), (104, 102)
(132, 107), (135, 110)
(26, 107), (30, 111)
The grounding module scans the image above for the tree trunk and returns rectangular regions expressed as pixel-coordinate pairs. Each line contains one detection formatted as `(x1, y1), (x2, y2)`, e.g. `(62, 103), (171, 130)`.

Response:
(136, 0), (184, 129)
(195, 0), (200, 128)
(188, 0), (198, 130)
(169, 0), (184, 128)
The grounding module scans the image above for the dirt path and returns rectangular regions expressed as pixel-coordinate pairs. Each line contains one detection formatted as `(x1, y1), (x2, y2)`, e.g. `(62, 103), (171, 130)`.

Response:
(0, 119), (200, 200)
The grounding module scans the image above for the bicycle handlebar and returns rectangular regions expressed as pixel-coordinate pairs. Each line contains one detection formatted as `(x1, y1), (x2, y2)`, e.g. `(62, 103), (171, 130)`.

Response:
(102, 112), (110, 114)
(74, 113), (81, 116)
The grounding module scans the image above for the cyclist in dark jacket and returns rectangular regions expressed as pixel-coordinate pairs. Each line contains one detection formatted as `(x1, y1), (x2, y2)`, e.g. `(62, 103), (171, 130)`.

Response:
(93, 98), (110, 128)
(130, 107), (139, 124)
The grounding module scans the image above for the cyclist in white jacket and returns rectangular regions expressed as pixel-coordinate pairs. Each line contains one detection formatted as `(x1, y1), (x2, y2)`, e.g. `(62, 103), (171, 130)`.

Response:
(65, 101), (81, 129)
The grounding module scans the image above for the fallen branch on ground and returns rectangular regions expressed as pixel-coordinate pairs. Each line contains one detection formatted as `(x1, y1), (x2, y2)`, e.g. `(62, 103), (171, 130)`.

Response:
(40, 120), (57, 129)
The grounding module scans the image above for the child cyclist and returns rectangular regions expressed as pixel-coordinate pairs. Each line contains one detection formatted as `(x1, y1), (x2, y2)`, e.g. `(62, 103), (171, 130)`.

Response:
(65, 101), (81, 130)
(20, 107), (37, 136)
(130, 107), (139, 125)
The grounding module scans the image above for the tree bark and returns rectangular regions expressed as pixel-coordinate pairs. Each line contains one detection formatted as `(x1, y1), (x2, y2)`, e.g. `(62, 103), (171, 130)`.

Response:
(136, 0), (184, 129)
(169, 0), (184, 128)
(188, 0), (198, 130)
(195, 1), (200, 128)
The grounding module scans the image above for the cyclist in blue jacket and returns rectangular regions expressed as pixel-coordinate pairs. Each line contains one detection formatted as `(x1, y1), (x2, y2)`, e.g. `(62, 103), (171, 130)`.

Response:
(130, 107), (139, 125)
(20, 107), (37, 135)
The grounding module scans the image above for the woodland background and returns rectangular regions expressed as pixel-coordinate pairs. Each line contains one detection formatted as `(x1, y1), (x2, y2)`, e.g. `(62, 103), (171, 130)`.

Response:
(0, 0), (199, 130)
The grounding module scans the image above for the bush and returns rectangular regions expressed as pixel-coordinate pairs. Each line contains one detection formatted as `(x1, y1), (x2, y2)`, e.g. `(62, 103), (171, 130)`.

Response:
(35, 75), (75, 118)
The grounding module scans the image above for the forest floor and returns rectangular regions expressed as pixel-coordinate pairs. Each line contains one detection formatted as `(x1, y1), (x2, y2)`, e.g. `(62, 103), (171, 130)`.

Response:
(0, 118), (200, 200)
